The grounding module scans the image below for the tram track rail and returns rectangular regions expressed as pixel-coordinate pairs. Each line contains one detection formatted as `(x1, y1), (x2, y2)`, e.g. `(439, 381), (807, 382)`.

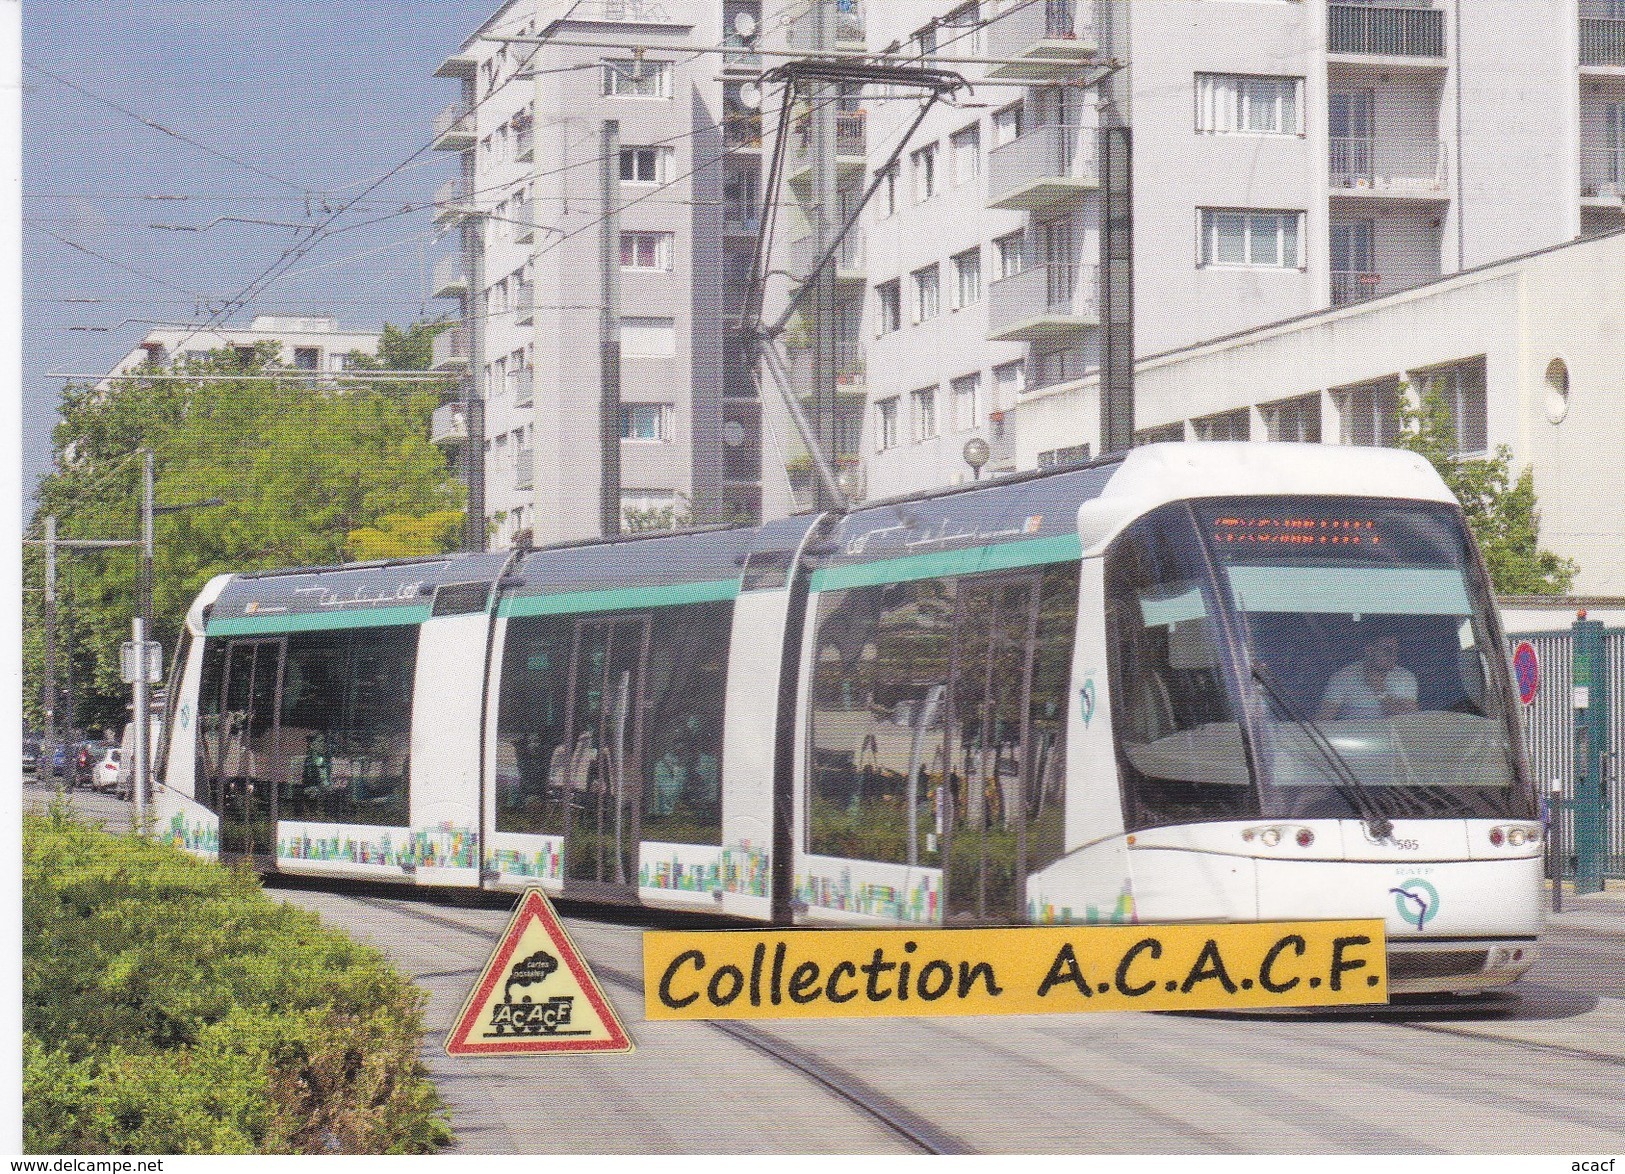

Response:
(343, 892), (974, 1155)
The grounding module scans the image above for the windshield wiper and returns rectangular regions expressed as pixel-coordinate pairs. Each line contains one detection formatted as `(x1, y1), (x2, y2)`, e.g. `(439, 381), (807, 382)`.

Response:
(1250, 663), (1395, 842)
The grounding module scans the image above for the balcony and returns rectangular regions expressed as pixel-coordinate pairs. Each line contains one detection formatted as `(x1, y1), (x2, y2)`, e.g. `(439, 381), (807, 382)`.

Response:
(1581, 1), (1625, 68)
(434, 179), (470, 225)
(723, 112), (763, 150)
(433, 102), (476, 151)
(722, 34), (761, 73)
(511, 199), (534, 243)
(722, 204), (761, 238)
(791, 229), (864, 284)
(513, 279), (534, 325)
(1331, 270), (1384, 306)
(987, 124), (1099, 212)
(431, 326), (471, 370)
(514, 448), (535, 491)
(515, 123), (534, 163)
(987, 262), (1100, 342)
(1581, 146), (1625, 199)
(432, 255), (468, 299)
(1328, 136), (1447, 199)
(509, 367), (534, 408)
(789, 339), (866, 392)
(1327, 4), (1445, 60)
(786, 1), (864, 50)
(986, 0), (1101, 80)
(434, 50), (478, 80)
(430, 401), (468, 446)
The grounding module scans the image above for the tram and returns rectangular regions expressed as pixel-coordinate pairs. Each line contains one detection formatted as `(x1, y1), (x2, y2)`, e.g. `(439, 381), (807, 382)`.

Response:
(153, 443), (1543, 995)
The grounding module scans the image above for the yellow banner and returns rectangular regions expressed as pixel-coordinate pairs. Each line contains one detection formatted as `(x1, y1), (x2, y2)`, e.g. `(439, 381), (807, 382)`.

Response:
(644, 920), (1387, 1019)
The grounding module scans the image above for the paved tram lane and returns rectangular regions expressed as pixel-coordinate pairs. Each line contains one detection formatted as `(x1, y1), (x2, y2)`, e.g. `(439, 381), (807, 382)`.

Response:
(22, 786), (1625, 1153)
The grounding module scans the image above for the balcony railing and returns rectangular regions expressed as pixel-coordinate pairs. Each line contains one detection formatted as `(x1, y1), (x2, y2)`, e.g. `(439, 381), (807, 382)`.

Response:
(514, 448), (535, 491)
(1581, 17), (1625, 66)
(1581, 146), (1625, 196)
(789, 340), (865, 391)
(433, 102), (475, 150)
(1331, 270), (1384, 306)
(431, 326), (471, 370)
(514, 124), (534, 161)
(786, 2), (865, 48)
(434, 179), (469, 223)
(432, 255), (468, 299)
(987, 262), (1100, 342)
(724, 112), (763, 149)
(791, 229), (864, 279)
(430, 402), (468, 446)
(722, 204), (761, 236)
(1328, 136), (1447, 195)
(987, 123), (1099, 210)
(1327, 4), (1445, 58)
(513, 279), (534, 324)
(794, 112), (866, 162)
(511, 200), (534, 243)
(986, 0), (1100, 75)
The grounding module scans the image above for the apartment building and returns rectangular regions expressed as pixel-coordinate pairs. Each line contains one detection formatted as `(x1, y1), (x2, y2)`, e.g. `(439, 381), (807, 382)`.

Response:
(841, 0), (1625, 498)
(99, 315), (381, 389)
(431, 0), (768, 547)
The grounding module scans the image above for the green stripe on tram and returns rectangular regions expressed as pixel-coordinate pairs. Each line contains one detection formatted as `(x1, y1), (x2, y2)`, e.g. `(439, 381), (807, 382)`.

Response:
(498, 577), (740, 618)
(811, 533), (1082, 593)
(207, 604), (433, 637)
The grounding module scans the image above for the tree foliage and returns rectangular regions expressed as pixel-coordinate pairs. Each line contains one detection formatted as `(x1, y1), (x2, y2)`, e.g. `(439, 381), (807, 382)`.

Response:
(1395, 381), (1577, 595)
(25, 334), (464, 732)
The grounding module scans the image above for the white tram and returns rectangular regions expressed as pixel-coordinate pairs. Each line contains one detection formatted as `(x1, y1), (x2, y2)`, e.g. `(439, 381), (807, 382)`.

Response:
(154, 444), (1543, 995)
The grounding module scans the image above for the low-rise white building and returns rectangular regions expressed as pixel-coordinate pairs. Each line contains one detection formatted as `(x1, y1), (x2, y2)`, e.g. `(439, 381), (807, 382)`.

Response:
(1001, 227), (1625, 593)
(99, 315), (382, 390)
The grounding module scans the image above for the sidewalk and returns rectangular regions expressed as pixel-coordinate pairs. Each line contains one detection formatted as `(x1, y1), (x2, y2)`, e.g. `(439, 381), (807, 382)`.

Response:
(1545, 880), (1625, 936)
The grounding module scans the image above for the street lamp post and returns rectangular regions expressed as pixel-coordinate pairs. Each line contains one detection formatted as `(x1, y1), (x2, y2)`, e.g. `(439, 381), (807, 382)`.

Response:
(963, 437), (991, 482)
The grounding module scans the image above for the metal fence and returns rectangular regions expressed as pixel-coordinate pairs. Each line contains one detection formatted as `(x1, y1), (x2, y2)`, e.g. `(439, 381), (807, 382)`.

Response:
(1506, 626), (1625, 880)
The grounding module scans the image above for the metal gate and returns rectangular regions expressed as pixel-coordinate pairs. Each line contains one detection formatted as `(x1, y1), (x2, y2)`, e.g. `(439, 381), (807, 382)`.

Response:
(1505, 624), (1624, 887)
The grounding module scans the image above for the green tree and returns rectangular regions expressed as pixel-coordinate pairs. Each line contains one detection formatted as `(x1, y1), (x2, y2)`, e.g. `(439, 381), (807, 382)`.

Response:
(24, 334), (465, 732)
(1396, 380), (1577, 595)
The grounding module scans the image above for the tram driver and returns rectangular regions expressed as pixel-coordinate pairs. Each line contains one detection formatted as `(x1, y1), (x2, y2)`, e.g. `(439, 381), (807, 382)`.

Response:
(1315, 633), (1419, 721)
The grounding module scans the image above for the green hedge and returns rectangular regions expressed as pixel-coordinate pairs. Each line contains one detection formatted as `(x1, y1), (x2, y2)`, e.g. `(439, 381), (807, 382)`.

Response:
(23, 805), (451, 1154)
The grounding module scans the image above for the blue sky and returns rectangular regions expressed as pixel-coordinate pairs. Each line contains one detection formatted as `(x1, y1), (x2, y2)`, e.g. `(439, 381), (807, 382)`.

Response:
(21, 2), (485, 508)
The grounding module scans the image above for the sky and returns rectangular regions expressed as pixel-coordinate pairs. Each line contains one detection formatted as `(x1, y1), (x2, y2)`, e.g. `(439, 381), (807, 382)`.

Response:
(20, 2), (488, 512)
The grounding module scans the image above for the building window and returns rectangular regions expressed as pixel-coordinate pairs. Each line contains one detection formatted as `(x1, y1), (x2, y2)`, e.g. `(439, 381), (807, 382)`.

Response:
(1038, 443), (1092, 470)
(293, 346), (320, 371)
(994, 359), (1026, 406)
(951, 248), (982, 310)
(910, 386), (939, 442)
(942, 2), (985, 56)
(993, 102), (1023, 147)
(877, 163), (899, 217)
(621, 145), (674, 183)
(910, 264), (940, 322)
(875, 396), (900, 450)
(620, 231), (674, 271)
(1199, 209), (1303, 269)
(1334, 377), (1402, 448)
(951, 124), (981, 185)
(621, 316), (678, 357)
(1135, 423), (1185, 445)
(622, 403), (675, 442)
(911, 142), (939, 202)
(996, 231), (1026, 279)
(603, 58), (672, 98)
(1195, 74), (1304, 136)
(1411, 357), (1489, 454)
(876, 279), (901, 335)
(913, 24), (938, 58)
(1261, 394), (1322, 443)
(951, 372), (983, 431)
(1033, 345), (1085, 390)
(1194, 409), (1250, 442)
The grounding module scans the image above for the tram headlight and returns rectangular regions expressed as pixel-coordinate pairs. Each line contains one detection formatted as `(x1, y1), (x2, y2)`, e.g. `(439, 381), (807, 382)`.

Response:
(1489, 827), (1504, 847)
(1507, 828), (1527, 847)
(1260, 827), (1282, 847)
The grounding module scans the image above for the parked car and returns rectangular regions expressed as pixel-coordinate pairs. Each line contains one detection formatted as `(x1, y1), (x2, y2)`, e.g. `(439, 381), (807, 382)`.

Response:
(92, 747), (122, 793)
(50, 743), (70, 779)
(71, 742), (113, 790)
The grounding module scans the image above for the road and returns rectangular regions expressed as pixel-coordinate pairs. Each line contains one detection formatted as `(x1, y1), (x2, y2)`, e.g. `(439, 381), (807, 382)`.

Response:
(25, 780), (1625, 1154)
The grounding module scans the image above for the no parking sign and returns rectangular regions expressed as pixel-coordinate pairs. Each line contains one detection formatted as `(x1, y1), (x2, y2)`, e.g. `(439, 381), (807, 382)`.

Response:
(1512, 641), (1540, 706)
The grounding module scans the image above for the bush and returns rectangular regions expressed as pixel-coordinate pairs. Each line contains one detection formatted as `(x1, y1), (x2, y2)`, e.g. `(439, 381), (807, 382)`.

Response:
(22, 805), (451, 1154)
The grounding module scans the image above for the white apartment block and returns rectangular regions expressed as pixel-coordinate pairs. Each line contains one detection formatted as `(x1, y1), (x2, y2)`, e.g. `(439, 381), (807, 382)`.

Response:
(432, 0), (770, 548)
(841, 0), (1625, 498)
(100, 315), (381, 389)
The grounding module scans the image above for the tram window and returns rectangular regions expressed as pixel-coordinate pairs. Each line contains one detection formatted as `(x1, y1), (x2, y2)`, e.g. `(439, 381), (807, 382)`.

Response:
(496, 616), (574, 836)
(195, 639), (230, 813)
(277, 626), (416, 827)
(1026, 564), (1080, 872)
(641, 601), (731, 846)
(1106, 508), (1258, 831)
(809, 578), (957, 864)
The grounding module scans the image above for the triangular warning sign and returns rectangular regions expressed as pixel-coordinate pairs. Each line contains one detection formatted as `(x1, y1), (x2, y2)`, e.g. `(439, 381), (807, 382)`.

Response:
(445, 888), (633, 1056)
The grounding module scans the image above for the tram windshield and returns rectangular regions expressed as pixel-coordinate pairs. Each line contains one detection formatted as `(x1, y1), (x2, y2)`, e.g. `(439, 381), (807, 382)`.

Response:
(1108, 497), (1533, 830)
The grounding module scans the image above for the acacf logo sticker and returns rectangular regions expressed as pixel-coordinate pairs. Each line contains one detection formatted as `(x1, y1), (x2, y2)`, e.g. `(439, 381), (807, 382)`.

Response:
(1390, 878), (1440, 931)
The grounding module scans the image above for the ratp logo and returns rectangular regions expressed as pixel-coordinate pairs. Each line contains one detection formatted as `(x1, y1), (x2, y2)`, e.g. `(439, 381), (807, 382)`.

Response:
(1390, 878), (1440, 932)
(1079, 680), (1096, 728)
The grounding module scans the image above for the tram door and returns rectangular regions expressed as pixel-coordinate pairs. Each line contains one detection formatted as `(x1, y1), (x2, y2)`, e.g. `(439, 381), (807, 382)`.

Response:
(943, 576), (1042, 923)
(215, 639), (285, 862)
(562, 615), (651, 900)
